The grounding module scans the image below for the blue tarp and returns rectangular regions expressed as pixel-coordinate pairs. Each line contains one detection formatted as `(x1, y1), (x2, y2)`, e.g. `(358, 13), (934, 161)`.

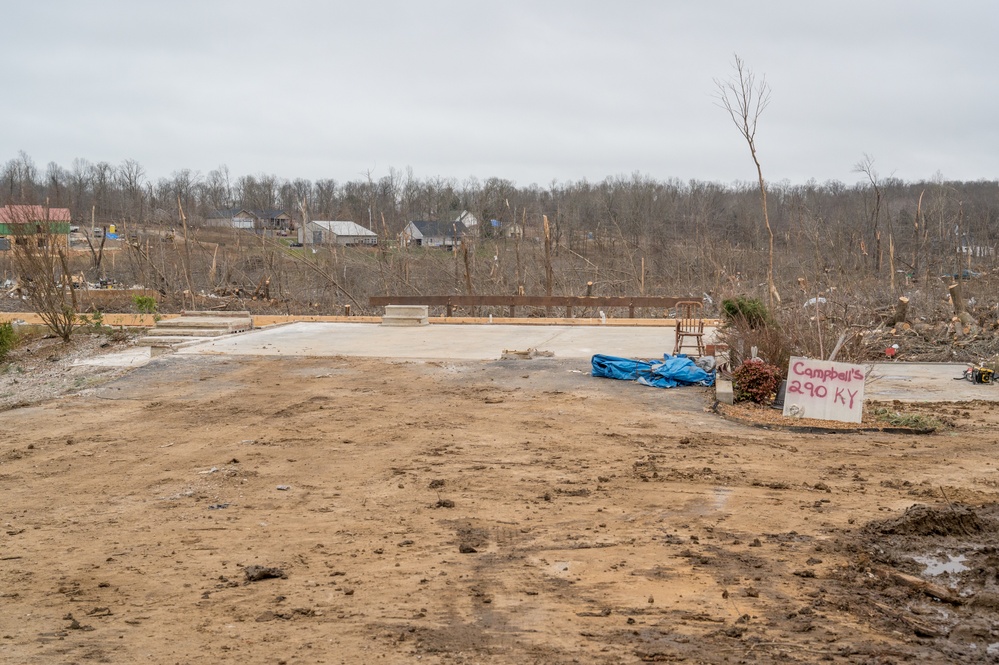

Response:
(591, 353), (714, 389)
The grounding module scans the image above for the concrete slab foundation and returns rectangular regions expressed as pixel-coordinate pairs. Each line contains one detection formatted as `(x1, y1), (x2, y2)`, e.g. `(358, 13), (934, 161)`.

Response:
(176, 321), (691, 361)
(61, 320), (999, 404)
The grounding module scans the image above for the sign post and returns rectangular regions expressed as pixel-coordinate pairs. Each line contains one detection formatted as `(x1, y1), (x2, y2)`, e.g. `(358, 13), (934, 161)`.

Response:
(783, 357), (866, 423)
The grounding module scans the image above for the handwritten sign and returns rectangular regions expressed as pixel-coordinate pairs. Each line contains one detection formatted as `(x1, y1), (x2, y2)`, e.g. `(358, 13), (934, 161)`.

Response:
(783, 357), (865, 423)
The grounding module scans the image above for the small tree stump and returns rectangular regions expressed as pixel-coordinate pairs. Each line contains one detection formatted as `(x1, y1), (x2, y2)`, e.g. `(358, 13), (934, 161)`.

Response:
(892, 296), (910, 325)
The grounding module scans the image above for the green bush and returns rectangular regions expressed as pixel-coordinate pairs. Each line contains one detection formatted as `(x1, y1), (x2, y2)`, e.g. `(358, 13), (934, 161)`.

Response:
(133, 294), (158, 315)
(722, 297), (770, 328)
(0, 321), (18, 360)
(732, 358), (782, 405)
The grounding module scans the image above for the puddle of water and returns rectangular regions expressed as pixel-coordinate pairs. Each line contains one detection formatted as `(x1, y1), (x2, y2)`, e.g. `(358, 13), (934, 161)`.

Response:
(912, 552), (968, 576)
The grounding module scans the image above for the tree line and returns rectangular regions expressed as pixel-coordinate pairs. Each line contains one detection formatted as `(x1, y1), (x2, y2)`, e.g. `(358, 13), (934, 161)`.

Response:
(2, 150), (997, 310)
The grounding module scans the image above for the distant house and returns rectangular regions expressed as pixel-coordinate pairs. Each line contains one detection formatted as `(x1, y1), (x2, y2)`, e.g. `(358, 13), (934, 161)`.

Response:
(488, 218), (524, 239)
(446, 210), (479, 228)
(304, 220), (377, 246)
(0, 205), (72, 249)
(207, 208), (293, 231)
(400, 220), (469, 248)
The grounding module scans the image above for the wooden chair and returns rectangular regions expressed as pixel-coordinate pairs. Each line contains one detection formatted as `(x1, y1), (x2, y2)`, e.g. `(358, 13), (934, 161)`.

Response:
(673, 300), (705, 357)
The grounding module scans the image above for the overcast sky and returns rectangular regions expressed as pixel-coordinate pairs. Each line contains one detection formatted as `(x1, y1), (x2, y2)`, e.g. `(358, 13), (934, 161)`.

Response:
(3, 1), (997, 188)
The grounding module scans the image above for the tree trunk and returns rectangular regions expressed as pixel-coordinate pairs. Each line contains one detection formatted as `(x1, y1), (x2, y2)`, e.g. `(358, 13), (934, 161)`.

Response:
(948, 282), (973, 326)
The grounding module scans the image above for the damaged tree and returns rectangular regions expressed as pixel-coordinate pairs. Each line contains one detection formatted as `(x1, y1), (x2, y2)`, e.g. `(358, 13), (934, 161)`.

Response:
(948, 281), (973, 330)
(716, 55), (779, 308)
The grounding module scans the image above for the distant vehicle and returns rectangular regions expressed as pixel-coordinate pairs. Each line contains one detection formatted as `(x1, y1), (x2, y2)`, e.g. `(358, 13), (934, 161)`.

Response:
(289, 242), (304, 248)
(91, 228), (104, 238)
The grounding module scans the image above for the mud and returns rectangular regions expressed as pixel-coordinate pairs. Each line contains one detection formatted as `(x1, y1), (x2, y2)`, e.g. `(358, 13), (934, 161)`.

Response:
(2, 354), (999, 663)
(826, 504), (999, 662)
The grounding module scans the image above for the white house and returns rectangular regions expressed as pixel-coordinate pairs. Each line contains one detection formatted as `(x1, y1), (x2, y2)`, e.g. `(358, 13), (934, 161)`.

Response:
(400, 220), (469, 248)
(447, 210), (479, 228)
(303, 220), (378, 246)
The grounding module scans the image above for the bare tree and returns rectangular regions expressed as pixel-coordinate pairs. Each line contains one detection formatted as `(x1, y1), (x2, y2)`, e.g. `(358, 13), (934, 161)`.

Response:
(5, 204), (77, 341)
(117, 158), (147, 223)
(853, 154), (897, 290)
(716, 55), (779, 307)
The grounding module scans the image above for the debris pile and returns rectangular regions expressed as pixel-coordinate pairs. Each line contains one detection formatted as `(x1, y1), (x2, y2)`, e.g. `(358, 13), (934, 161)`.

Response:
(863, 288), (999, 362)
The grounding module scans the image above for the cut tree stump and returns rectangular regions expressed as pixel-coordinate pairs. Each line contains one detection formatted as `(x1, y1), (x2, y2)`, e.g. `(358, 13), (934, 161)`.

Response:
(949, 282), (974, 326)
(893, 296), (910, 325)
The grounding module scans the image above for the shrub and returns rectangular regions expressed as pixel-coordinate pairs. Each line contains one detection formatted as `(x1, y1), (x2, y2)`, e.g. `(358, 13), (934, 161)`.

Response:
(722, 296), (771, 328)
(0, 321), (18, 360)
(716, 311), (791, 373)
(732, 358), (782, 405)
(133, 294), (158, 316)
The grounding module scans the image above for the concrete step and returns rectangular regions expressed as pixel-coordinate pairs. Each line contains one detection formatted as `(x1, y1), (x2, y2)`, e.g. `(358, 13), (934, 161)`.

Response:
(136, 335), (213, 347)
(382, 304), (429, 326)
(140, 311), (253, 355)
(180, 310), (252, 318)
(157, 317), (252, 331)
(144, 327), (228, 337)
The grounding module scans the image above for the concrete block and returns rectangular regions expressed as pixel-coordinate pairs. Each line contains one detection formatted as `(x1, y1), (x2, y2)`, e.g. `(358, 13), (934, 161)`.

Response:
(715, 379), (734, 405)
(382, 305), (429, 326)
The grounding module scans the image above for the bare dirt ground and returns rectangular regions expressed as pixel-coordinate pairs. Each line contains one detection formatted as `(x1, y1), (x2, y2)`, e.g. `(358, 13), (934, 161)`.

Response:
(2, 349), (999, 664)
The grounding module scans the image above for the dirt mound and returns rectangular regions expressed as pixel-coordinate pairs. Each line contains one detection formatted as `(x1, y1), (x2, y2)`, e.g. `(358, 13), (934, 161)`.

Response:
(867, 502), (999, 538)
(836, 503), (999, 662)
